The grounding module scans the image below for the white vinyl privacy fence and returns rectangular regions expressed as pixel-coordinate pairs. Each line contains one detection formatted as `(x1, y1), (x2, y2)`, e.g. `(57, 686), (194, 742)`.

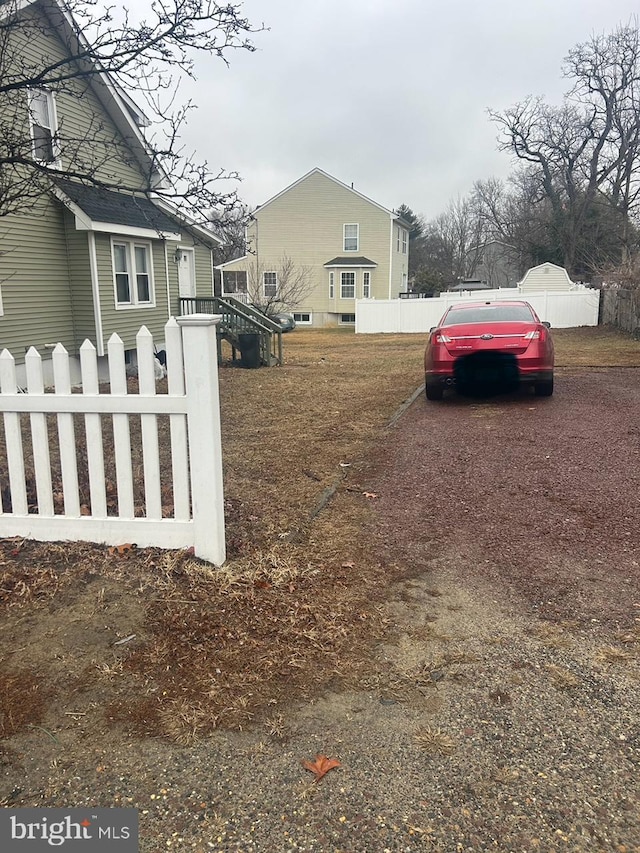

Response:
(0, 314), (225, 565)
(356, 288), (600, 334)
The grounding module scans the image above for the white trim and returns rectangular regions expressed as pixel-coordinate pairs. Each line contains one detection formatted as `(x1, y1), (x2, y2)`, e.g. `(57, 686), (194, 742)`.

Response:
(87, 232), (104, 356)
(329, 271), (334, 299)
(388, 216), (394, 298)
(210, 249), (215, 296)
(216, 254), (250, 270)
(111, 238), (156, 309)
(164, 243), (172, 320)
(323, 260), (377, 269)
(80, 217), (180, 241)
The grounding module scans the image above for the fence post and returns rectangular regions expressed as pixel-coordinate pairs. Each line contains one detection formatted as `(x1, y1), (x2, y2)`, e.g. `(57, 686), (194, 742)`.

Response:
(176, 313), (226, 566)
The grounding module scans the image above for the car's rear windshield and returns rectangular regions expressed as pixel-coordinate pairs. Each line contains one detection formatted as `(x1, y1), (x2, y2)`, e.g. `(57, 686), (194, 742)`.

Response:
(442, 304), (535, 325)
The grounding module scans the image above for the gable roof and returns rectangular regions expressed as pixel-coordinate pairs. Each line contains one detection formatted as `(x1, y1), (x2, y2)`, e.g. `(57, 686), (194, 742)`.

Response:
(254, 168), (403, 220)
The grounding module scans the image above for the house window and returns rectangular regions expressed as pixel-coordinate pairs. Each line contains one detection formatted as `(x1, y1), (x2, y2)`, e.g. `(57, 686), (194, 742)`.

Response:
(363, 271), (371, 298)
(402, 272), (408, 291)
(28, 89), (58, 164)
(340, 271), (355, 299)
(396, 226), (400, 252)
(112, 240), (154, 306)
(402, 230), (408, 254)
(293, 312), (312, 325)
(224, 270), (248, 294)
(344, 224), (359, 252)
(263, 271), (278, 297)
(339, 313), (356, 324)
(329, 271), (335, 298)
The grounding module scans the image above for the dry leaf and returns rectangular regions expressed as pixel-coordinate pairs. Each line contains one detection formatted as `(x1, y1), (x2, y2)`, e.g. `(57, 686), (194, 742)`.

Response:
(302, 754), (341, 782)
(341, 561), (355, 569)
(108, 543), (136, 557)
(80, 505), (91, 516)
(362, 492), (378, 499)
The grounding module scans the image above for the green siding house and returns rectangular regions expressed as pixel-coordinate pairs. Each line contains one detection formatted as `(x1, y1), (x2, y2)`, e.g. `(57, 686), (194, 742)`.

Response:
(218, 169), (411, 328)
(0, 0), (220, 384)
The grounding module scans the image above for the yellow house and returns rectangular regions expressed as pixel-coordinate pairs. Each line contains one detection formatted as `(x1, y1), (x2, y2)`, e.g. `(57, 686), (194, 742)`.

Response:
(218, 168), (411, 327)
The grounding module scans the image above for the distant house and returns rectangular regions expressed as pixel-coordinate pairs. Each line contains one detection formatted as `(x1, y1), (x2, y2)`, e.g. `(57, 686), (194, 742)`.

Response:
(217, 168), (410, 327)
(0, 0), (221, 383)
(519, 263), (575, 292)
(466, 240), (522, 289)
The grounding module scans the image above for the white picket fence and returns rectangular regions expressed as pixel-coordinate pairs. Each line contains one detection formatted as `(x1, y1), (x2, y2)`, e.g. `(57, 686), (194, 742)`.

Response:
(0, 315), (225, 565)
(356, 288), (601, 333)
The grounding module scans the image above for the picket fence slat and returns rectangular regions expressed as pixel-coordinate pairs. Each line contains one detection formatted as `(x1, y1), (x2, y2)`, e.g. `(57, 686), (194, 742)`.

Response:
(0, 317), (225, 564)
(137, 326), (162, 520)
(165, 318), (190, 522)
(26, 348), (54, 516)
(108, 334), (135, 519)
(53, 344), (81, 517)
(0, 351), (28, 515)
(81, 340), (108, 518)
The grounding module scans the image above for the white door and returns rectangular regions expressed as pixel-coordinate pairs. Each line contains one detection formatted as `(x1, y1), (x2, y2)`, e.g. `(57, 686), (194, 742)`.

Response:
(177, 248), (195, 297)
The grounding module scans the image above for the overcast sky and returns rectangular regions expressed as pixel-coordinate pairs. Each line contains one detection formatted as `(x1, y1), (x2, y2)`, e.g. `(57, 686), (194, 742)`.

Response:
(177, 0), (639, 221)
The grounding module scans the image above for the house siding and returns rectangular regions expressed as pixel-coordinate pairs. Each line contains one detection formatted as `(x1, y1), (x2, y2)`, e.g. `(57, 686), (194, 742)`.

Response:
(0, 196), (76, 359)
(1, 2), (222, 367)
(221, 170), (406, 325)
(63, 209), (95, 347)
(14, 6), (148, 189)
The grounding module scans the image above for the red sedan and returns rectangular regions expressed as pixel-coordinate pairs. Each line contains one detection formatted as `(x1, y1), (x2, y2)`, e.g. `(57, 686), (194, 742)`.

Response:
(424, 300), (554, 400)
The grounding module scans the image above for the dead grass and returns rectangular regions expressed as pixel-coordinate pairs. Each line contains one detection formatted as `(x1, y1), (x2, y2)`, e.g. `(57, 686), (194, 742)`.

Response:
(553, 325), (640, 367)
(0, 326), (638, 740)
(413, 726), (455, 755)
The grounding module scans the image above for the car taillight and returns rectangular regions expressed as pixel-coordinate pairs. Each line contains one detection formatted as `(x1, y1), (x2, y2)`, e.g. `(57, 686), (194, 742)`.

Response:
(433, 332), (452, 343)
(525, 328), (545, 340)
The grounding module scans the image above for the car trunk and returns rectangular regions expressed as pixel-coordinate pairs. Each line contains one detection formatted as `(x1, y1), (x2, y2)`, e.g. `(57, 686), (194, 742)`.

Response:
(440, 322), (537, 357)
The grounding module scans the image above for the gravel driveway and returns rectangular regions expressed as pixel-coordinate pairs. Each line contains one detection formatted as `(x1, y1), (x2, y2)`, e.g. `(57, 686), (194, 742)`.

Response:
(2, 367), (639, 852)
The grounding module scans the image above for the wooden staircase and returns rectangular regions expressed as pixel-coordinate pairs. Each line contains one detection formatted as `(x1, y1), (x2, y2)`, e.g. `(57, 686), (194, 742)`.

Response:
(179, 296), (283, 366)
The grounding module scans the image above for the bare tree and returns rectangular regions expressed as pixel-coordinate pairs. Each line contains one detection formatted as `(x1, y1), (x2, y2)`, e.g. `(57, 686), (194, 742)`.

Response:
(246, 256), (314, 316)
(0, 0), (264, 223)
(490, 22), (640, 274)
(209, 201), (254, 264)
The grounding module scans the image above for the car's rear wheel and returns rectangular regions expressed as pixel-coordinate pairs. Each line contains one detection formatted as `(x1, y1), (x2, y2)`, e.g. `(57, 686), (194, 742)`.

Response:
(534, 376), (554, 397)
(425, 379), (444, 401)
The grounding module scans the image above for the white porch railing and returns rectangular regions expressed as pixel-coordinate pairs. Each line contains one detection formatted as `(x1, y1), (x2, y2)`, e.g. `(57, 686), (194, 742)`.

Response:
(0, 315), (225, 565)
